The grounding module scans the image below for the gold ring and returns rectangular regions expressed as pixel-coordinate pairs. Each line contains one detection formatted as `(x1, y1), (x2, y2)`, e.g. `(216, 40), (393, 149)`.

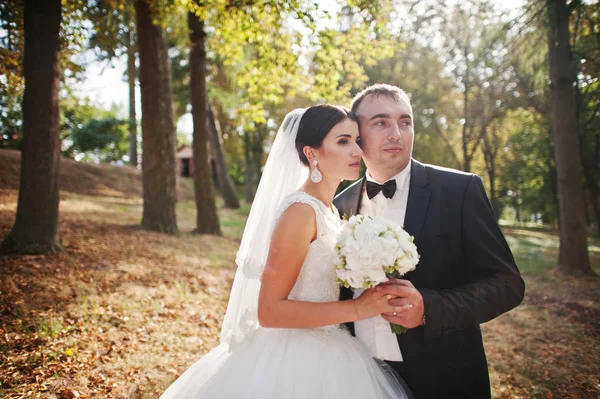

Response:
(386, 294), (392, 300)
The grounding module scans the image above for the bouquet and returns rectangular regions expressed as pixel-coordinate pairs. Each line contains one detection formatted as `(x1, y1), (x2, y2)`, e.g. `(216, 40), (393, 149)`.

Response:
(334, 214), (420, 334)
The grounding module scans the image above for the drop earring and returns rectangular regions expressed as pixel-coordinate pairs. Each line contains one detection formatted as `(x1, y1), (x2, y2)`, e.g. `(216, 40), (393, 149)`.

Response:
(310, 159), (322, 183)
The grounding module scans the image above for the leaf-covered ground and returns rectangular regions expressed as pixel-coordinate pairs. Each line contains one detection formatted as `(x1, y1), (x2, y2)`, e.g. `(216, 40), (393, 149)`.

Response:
(1, 151), (599, 398)
(0, 187), (246, 399)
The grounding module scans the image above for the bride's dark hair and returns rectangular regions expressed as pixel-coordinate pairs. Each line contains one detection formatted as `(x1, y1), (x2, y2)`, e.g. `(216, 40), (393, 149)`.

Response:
(295, 104), (358, 166)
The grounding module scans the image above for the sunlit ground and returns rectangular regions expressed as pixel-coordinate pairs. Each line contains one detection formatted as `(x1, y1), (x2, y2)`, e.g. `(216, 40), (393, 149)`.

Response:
(0, 188), (598, 398)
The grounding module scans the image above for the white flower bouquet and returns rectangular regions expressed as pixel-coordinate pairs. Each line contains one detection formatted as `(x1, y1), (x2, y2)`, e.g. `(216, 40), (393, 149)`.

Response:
(334, 214), (420, 334)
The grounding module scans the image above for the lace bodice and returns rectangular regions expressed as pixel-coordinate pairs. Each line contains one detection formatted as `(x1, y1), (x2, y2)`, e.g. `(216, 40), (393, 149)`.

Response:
(275, 191), (343, 303)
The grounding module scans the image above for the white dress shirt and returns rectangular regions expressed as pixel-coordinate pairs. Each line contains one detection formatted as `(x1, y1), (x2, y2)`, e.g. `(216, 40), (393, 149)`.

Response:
(353, 160), (412, 361)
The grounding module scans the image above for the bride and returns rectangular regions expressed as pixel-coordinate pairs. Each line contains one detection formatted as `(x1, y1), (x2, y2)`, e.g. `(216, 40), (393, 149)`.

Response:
(159, 105), (413, 398)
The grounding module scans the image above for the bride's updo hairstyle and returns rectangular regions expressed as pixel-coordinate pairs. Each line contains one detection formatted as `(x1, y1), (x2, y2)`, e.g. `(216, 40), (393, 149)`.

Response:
(295, 104), (358, 166)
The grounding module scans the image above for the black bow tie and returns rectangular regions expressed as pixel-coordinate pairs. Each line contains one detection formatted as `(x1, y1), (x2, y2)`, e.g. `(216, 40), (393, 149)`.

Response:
(366, 179), (397, 199)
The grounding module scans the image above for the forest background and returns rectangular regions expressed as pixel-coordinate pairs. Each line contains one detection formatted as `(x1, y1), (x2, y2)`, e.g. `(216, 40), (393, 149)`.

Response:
(0, 0), (599, 398)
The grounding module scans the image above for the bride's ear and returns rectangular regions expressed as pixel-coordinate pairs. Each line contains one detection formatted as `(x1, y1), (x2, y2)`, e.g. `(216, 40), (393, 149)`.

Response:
(303, 146), (315, 164)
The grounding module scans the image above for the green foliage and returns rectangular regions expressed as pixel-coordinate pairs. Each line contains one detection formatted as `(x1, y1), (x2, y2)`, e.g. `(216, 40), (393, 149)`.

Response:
(0, 84), (23, 149)
(309, 2), (394, 104)
(0, 0), (24, 149)
(0, 0), (88, 149)
(573, 2), (600, 200)
(61, 1), (90, 81)
(60, 91), (128, 162)
(2, 0), (596, 230)
(71, 117), (128, 162)
(87, 0), (137, 62)
(501, 108), (557, 224)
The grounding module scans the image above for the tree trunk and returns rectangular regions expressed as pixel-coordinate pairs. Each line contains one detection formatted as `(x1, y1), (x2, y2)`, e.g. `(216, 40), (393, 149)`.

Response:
(188, 12), (221, 235)
(512, 195), (522, 225)
(127, 27), (138, 168)
(244, 125), (267, 204)
(135, 0), (178, 234)
(461, 44), (471, 173)
(208, 106), (240, 209)
(573, 37), (600, 237)
(482, 125), (501, 219)
(583, 166), (600, 236)
(546, 129), (560, 227)
(1, 0), (62, 255)
(485, 156), (500, 220)
(547, 0), (593, 275)
(244, 133), (256, 203)
(253, 138), (263, 190)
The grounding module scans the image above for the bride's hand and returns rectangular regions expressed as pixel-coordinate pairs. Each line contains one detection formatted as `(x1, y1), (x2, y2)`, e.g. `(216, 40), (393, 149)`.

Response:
(352, 286), (412, 321)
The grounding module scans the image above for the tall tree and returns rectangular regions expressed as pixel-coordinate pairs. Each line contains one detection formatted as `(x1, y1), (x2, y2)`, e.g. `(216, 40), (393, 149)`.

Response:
(472, 22), (522, 217)
(88, 1), (138, 167)
(126, 27), (138, 167)
(508, 1), (561, 225)
(213, 3), (309, 202)
(481, 121), (507, 217)
(188, 10), (221, 235)
(440, 1), (505, 173)
(208, 106), (240, 209)
(546, 0), (592, 275)
(135, 0), (178, 234)
(164, 5), (240, 211)
(1, 0), (62, 255)
(572, 2), (600, 235)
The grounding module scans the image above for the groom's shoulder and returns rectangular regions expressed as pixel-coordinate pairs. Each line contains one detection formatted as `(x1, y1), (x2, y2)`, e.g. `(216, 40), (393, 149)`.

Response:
(422, 162), (472, 177)
(420, 162), (476, 187)
(334, 178), (362, 202)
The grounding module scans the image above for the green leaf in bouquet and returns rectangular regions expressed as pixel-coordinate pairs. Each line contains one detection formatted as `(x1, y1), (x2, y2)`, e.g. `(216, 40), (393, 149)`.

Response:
(390, 323), (409, 335)
(336, 278), (350, 288)
(362, 280), (374, 289)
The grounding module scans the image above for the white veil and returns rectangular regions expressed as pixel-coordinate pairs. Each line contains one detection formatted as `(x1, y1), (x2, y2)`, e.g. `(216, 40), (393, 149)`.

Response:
(220, 108), (308, 349)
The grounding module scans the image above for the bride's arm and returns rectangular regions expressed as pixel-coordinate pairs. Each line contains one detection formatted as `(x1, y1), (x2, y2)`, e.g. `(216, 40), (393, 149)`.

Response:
(257, 203), (409, 329)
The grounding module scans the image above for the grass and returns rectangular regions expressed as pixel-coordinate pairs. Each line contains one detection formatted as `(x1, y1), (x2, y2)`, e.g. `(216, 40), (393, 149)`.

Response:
(0, 184), (598, 398)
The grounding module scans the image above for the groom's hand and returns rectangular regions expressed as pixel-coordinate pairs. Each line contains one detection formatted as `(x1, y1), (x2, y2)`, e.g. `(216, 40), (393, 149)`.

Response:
(379, 279), (425, 329)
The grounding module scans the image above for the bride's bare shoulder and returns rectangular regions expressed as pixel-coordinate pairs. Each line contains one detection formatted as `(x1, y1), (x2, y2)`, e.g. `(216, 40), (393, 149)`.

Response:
(273, 202), (317, 243)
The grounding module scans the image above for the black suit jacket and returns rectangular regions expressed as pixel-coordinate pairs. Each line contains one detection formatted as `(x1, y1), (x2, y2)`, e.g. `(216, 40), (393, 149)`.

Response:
(333, 159), (525, 399)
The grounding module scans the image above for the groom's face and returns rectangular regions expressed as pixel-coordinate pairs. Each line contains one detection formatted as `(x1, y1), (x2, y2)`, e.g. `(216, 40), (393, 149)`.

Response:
(355, 94), (414, 183)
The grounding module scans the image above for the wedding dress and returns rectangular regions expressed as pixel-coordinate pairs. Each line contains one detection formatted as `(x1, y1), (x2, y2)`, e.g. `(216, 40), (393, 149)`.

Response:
(159, 191), (411, 398)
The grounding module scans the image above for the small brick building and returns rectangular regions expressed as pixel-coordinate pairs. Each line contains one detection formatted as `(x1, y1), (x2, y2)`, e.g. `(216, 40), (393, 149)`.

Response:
(176, 145), (193, 177)
(176, 144), (217, 182)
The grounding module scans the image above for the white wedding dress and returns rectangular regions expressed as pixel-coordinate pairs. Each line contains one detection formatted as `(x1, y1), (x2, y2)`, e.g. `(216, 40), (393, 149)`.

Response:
(159, 192), (411, 399)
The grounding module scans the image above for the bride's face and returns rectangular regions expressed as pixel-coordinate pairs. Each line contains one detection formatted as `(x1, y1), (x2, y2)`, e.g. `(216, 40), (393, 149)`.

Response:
(313, 118), (362, 181)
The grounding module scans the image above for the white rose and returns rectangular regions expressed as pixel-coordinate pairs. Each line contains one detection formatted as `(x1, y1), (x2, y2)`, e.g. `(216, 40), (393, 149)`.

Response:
(345, 252), (363, 271)
(340, 236), (361, 257)
(379, 249), (397, 268)
(365, 268), (388, 285)
(347, 273), (366, 289)
(396, 255), (418, 275)
(353, 221), (376, 242)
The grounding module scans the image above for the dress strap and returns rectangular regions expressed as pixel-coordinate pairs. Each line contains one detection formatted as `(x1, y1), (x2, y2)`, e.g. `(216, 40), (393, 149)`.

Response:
(274, 191), (327, 238)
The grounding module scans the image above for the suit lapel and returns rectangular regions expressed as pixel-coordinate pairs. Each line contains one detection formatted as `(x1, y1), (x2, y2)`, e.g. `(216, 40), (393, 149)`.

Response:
(337, 177), (365, 218)
(351, 177), (366, 215)
(404, 160), (431, 244)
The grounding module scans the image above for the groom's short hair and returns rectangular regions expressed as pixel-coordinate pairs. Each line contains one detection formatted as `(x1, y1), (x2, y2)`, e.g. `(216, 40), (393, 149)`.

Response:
(351, 84), (411, 114)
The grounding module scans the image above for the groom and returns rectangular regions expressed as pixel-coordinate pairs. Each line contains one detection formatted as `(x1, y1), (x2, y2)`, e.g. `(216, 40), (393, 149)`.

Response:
(334, 84), (525, 399)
